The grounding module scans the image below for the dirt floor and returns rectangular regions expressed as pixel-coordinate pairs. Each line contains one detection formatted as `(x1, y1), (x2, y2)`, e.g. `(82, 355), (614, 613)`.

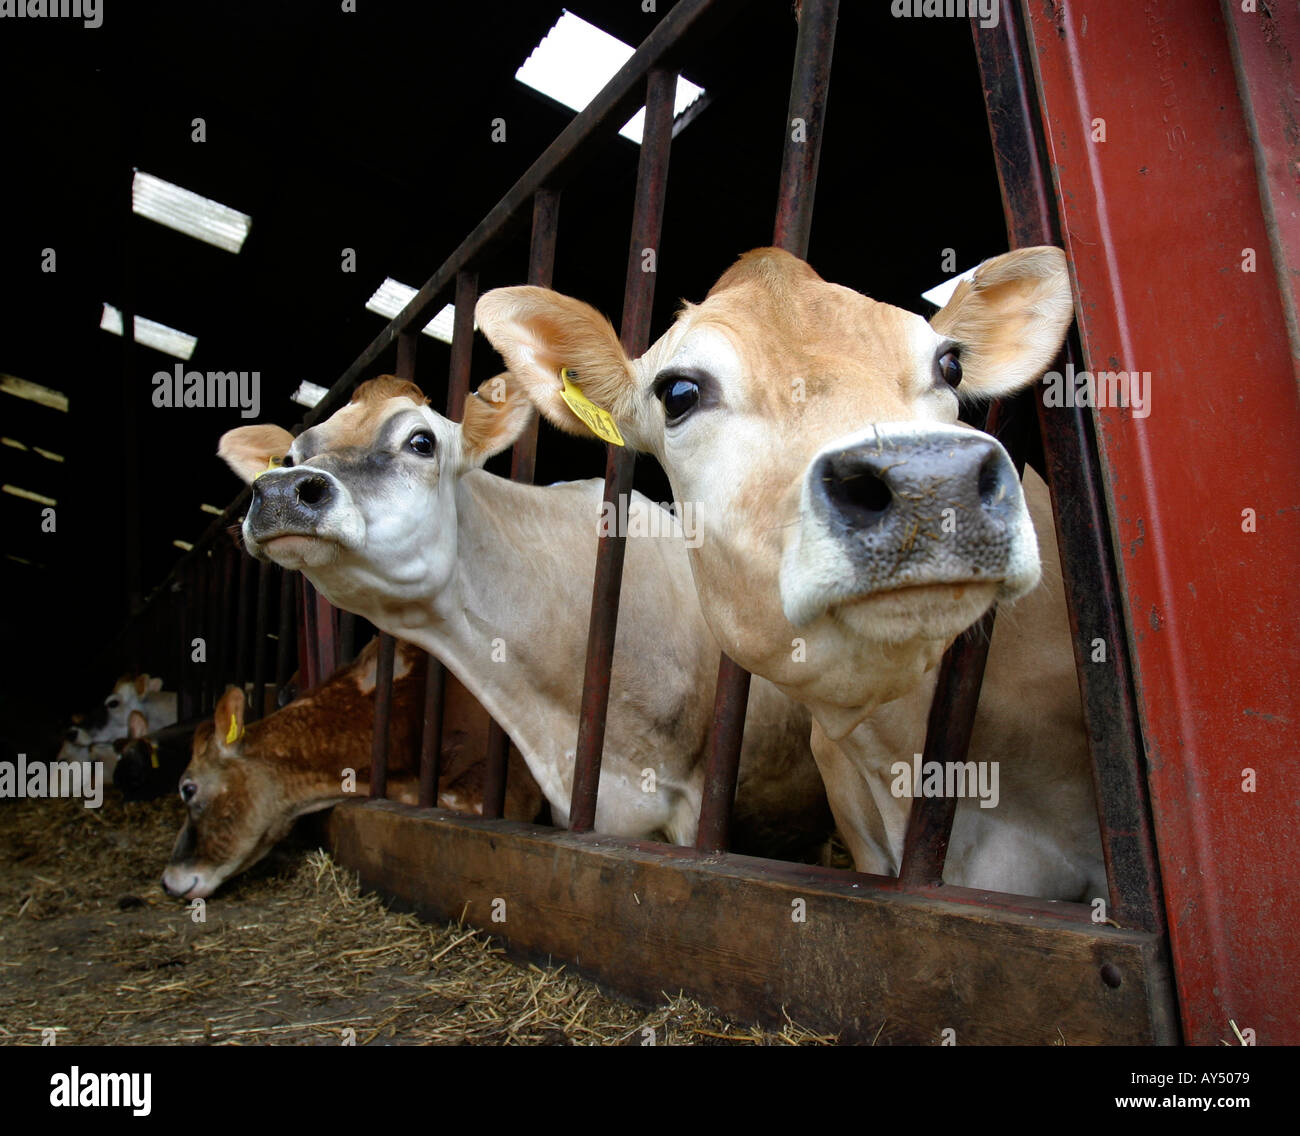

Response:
(0, 793), (835, 1046)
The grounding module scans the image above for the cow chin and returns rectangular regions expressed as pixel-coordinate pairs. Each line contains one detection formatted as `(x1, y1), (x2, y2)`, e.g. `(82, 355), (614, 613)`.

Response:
(257, 532), (340, 570)
(829, 581), (1000, 645)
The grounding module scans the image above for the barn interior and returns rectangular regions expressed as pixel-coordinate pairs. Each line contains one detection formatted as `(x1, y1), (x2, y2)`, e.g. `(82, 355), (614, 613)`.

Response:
(0, 1), (1008, 755)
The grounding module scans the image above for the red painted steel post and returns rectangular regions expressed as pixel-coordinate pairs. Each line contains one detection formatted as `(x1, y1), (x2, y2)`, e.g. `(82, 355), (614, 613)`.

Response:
(568, 68), (678, 834)
(480, 189), (564, 820)
(1021, 1), (1300, 1044)
(299, 578), (320, 692)
(695, 0), (839, 853)
(233, 550), (254, 696)
(313, 590), (339, 685)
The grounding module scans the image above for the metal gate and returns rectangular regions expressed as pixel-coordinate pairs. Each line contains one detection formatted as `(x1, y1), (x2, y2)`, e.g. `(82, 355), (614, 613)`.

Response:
(111, 0), (1299, 1045)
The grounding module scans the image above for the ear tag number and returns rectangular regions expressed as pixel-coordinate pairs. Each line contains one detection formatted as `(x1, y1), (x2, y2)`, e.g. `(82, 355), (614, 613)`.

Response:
(559, 368), (624, 447)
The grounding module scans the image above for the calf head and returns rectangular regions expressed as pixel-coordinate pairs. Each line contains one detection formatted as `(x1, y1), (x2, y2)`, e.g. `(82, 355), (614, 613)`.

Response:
(477, 247), (1074, 730)
(86, 673), (164, 743)
(217, 375), (532, 612)
(161, 688), (285, 899)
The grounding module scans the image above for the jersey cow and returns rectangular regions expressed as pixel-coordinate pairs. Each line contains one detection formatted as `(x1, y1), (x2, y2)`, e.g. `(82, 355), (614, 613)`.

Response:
(216, 376), (831, 858)
(162, 636), (543, 899)
(476, 246), (1106, 901)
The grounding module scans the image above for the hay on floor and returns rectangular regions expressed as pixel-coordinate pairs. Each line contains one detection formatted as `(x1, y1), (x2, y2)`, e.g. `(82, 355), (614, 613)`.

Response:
(0, 793), (836, 1045)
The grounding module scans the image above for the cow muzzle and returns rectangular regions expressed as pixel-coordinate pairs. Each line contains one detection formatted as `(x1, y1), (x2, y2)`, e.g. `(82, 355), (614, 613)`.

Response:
(780, 424), (1040, 628)
(244, 467), (363, 563)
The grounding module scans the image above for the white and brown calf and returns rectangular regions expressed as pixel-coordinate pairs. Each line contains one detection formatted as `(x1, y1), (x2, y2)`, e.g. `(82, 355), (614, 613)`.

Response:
(161, 636), (543, 899)
(216, 376), (832, 858)
(477, 246), (1105, 901)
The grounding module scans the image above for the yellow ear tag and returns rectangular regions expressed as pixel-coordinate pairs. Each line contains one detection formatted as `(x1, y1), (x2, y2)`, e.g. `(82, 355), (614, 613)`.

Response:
(225, 717), (243, 745)
(254, 456), (283, 480)
(148, 740), (160, 769)
(559, 368), (624, 447)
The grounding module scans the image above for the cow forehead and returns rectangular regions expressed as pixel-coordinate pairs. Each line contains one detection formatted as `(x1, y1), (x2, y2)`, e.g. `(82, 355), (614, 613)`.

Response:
(296, 396), (429, 456)
(654, 267), (938, 400)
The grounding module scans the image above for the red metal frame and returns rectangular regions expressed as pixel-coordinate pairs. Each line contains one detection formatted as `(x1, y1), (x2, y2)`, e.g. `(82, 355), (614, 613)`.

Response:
(1022, 0), (1300, 1045)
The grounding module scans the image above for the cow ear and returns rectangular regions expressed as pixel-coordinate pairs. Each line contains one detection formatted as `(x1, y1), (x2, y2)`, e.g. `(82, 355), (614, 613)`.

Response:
(134, 674), (150, 698)
(475, 287), (653, 449)
(147, 676), (163, 694)
(214, 686), (246, 750)
(127, 710), (149, 740)
(459, 375), (536, 470)
(929, 246), (1075, 399)
(218, 424), (296, 484)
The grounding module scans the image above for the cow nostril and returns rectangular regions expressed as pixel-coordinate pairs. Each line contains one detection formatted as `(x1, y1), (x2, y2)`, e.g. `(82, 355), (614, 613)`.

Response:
(296, 476), (329, 508)
(825, 464), (893, 528)
(977, 451), (1009, 509)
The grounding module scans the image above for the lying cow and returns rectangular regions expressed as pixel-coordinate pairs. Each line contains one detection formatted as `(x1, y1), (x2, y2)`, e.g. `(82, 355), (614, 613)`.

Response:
(476, 246), (1106, 901)
(216, 375), (832, 858)
(162, 636), (543, 899)
(81, 673), (178, 745)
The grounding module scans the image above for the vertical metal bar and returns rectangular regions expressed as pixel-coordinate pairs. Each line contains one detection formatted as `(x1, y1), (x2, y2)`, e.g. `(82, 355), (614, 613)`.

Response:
(447, 271), (478, 421)
(177, 566), (195, 722)
(314, 591), (339, 682)
(569, 68), (677, 833)
(369, 633), (396, 800)
(233, 550), (254, 694)
(478, 190), (565, 821)
(772, 0), (839, 256)
(337, 611), (356, 666)
(203, 551), (220, 712)
(507, 188), (561, 484)
(969, 5), (1164, 933)
(249, 559), (272, 722)
(273, 568), (296, 707)
(213, 546), (236, 701)
(417, 658), (446, 809)
(695, 2), (839, 851)
(300, 578), (320, 692)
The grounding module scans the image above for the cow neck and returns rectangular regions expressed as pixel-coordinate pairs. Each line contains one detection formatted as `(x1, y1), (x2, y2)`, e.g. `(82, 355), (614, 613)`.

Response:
(354, 470), (598, 776)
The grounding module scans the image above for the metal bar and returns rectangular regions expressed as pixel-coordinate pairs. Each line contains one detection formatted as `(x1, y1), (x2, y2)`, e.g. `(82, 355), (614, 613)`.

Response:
(772, 0), (839, 257)
(508, 188), (561, 484)
(694, 661), (752, 852)
(447, 272), (477, 422)
(417, 655), (446, 809)
(177, 567), (195, 722)
(249, 559), (272, 722)
(569, 67), (677, 833)
(233, 550), (254, 694)
(337, 611), (356, 667)
(479, 190), (565, 820)
(273, 568), (295, 707)
(969, 2), (1164, 934)
(203, 552), (220, 712)
(370, 633), (396, 800)
(300, 579), (320, 692)
(694, 0), (841, 851)
(300, 0), (752, 430)
(314, 591), (339, 683)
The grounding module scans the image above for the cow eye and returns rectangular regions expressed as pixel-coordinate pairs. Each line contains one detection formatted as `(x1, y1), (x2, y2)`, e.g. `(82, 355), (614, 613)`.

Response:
(938, 350), (962, 389)
(107, 698), (120, 709)
(180, 781), (198, 804)
(657, 376), (701, 424)
(407, 432), (435, 456)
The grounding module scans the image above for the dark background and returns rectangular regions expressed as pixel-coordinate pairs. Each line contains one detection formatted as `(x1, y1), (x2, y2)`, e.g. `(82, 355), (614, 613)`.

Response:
(0, 0), (1007, 743)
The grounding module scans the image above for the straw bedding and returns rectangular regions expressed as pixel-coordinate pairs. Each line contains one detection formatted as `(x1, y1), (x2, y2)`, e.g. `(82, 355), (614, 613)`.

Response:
(0, 794), (835, 1045)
